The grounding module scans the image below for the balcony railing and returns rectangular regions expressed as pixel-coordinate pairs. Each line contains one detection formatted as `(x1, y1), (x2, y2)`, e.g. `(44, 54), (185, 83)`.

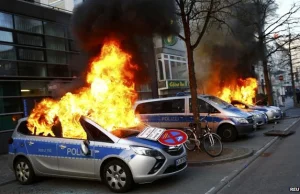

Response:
(18, 0), (73, 14)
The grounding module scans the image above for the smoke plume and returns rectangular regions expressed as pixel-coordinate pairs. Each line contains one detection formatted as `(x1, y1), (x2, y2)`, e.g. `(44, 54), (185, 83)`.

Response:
(53, 0), (179, 98)
(194, 4), (260, 95)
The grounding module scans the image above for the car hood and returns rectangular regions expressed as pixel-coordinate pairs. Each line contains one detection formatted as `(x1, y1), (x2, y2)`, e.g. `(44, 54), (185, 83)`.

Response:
(223, 106), (252, 117)
(119, 136), (168, 150)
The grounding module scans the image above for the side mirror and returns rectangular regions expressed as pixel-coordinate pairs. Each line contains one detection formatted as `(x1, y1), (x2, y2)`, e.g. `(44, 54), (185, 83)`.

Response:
(81, 140), (91, 156)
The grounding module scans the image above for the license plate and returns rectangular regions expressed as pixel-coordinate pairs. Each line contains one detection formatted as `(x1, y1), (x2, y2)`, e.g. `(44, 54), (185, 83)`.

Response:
(175, 156), (186, 166)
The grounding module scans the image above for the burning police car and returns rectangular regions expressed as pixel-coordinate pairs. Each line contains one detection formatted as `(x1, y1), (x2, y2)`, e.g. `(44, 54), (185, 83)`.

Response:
(8, 117), (187, 193)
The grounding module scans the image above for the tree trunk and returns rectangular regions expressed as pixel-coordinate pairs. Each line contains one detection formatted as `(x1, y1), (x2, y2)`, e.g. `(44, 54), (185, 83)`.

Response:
(186, 45), (200, 125)
(262, 59), (274, 105)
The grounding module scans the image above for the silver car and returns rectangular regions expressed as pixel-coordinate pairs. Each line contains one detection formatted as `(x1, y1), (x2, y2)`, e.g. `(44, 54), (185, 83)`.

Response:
(8, 116), (187, 193)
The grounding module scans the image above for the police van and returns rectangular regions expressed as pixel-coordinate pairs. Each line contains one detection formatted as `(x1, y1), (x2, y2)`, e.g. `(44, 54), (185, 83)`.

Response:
(134, 95), (256, 142)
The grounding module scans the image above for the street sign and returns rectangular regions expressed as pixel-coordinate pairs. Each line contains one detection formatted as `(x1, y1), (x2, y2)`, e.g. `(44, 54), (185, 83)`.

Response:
(158, 129), (188, 146)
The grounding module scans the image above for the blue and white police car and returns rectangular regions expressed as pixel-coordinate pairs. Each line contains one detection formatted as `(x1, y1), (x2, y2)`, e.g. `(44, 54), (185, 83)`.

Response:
(8, 116), (187, 193)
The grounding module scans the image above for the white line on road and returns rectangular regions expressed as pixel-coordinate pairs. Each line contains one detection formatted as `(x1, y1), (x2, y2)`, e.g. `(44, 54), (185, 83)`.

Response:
(205, 187), (216, 194)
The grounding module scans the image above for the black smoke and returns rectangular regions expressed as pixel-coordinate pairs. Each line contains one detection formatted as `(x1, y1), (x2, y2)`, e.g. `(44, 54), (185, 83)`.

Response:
(52, 0), (179, 99)
(195, 3), (261, 94)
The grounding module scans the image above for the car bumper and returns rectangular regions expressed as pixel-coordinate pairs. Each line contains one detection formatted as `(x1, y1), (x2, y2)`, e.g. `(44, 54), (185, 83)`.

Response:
(235, 124), (255, 135)
(255, 117), (266, 126)
(266, 112), (281, 121)
(129, 148), (187, 184)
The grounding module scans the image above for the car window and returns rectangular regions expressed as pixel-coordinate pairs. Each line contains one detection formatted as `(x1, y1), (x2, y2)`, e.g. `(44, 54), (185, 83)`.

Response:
(81, 120), (113, 143)
(17, 121), (32, 135)
(189, 98), (215, 113)
(17, 121), (62, 138)
(135, 99), (185, 114)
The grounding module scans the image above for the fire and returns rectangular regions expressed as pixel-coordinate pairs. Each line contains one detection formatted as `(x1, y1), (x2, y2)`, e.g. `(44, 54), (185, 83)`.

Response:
(218, 78), (258, 105)
(27, 40), (140, 139)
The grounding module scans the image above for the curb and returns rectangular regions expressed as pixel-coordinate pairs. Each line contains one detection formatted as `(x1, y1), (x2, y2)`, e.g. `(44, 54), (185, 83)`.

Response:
(205, 117), (300, 194)
(188, 149), (254, 167)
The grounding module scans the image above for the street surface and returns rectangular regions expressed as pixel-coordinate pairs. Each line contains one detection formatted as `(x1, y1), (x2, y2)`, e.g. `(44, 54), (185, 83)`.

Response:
(219, 120), (300, 194)
(0, 98), (299, 194)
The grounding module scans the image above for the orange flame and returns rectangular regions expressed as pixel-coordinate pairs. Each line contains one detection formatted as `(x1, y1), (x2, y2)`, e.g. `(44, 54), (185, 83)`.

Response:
(27, 40), (140, 139)
(218, 78), (258, 105)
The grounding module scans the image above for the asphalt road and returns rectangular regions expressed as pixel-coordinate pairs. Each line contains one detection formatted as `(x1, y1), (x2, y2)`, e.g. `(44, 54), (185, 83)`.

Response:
(219, 124), (300, 194)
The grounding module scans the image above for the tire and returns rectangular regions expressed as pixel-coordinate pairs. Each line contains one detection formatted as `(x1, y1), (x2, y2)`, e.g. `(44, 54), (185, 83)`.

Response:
(218, 124), (238, 142)
(184, 129), (196, 151)
(102, 160), (133, 193)
(14, 158), (35, 185)
(202, 133), (223, 157)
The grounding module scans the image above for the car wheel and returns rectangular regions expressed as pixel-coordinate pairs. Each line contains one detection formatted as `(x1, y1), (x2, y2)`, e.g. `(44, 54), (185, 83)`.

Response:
(14, 158), (35, 185)
(218, 124), (238, 142)
(103, 160), (133, 193)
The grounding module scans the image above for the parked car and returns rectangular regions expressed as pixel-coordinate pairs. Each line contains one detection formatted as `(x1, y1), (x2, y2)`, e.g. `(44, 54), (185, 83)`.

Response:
(8, 116), (187, 193)
(233, 107), (267, 127)
(134, 95), (256, 142)
(231, 100), (283, 122)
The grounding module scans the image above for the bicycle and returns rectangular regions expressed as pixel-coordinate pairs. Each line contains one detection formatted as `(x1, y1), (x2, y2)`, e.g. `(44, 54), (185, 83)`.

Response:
(184, 114), (223, 157)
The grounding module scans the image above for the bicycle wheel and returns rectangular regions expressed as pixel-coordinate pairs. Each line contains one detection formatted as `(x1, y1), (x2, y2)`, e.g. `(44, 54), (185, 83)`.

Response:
(184, 129), (196, 151)
(202, 133), (223, 157)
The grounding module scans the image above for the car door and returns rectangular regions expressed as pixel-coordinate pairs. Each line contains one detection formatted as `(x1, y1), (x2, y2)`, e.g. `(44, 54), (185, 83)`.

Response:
(188, 98), (215, 130)
(57, 132), (95, 178)
(16, 120), (59, 175)
(159, 99), (186, 129)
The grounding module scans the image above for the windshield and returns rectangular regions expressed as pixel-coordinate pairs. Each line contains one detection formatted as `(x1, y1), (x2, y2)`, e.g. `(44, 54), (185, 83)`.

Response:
(203, 96), (232, 109)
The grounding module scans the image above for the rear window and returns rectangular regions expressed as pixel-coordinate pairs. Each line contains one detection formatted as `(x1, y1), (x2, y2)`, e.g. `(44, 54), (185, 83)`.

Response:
(135, 99), (185, 114)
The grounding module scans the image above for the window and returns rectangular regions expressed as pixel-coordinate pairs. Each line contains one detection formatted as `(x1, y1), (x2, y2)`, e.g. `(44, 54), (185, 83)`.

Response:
(82, 120), (113, 143)
(164, 60), (170, 79)
(17, 121), (32, 135)
(45, 37), (66, 51)
(0, 12), (13, 29)
(47, 50), (66, 64)
(0, 30), (13, 42)
(135, 99), (185, 114)
(18, 48), (44, 61)
(14, 16), (43, 34)
(18, 62), (47, 77)
(17, 33), (43, 47)
(0, 82), (20, 96)
(47, 65), (69, 77)
(0, 113), (22, 131)
(0, 45), (16, 60)
(0, 98), (22, 114)
(0, 61), (18, 76)
(44, 22), (65, 37)
(158, 60), (164, 80)
(20, 81), (49, 96)
(189, 98), (211, 113)
(69, 40), (80, 51)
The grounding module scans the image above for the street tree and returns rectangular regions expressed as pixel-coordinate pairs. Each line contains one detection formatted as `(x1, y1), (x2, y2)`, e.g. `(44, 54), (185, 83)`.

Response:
(234, 0), (300, 105)
(174, 0), (241, 125)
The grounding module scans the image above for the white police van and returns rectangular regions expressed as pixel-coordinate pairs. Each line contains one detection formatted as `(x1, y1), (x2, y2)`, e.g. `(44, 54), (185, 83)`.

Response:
(134, 95), (256, 142)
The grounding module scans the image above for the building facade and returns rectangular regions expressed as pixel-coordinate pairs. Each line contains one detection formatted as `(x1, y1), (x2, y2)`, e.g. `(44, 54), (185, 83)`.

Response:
(153, 35), (189, 97)
(0, 0), (158, 153)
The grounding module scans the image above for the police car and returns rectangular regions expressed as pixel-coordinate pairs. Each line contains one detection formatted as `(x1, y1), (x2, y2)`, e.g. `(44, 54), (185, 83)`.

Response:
(8, 116), (187, 193)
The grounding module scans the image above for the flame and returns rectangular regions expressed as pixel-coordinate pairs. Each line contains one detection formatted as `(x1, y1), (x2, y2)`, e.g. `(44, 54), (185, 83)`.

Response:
(218, 78), (258, 105)
(27, 40), (140, 139)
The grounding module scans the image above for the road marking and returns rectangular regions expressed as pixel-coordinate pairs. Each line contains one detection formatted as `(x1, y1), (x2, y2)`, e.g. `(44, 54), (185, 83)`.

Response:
(221, 176), (228, 182)
(284, 120), (297, 131)
(205, 187), (215, 194)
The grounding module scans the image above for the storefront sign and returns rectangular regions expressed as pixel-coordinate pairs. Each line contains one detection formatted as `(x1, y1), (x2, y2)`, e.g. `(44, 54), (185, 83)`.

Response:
(167, 80), (188, 88)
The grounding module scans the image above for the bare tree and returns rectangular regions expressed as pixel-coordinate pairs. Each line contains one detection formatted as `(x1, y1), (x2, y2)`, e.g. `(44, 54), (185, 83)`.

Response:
(175, 0), (240, 125)
(235, 0), (300, 105)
